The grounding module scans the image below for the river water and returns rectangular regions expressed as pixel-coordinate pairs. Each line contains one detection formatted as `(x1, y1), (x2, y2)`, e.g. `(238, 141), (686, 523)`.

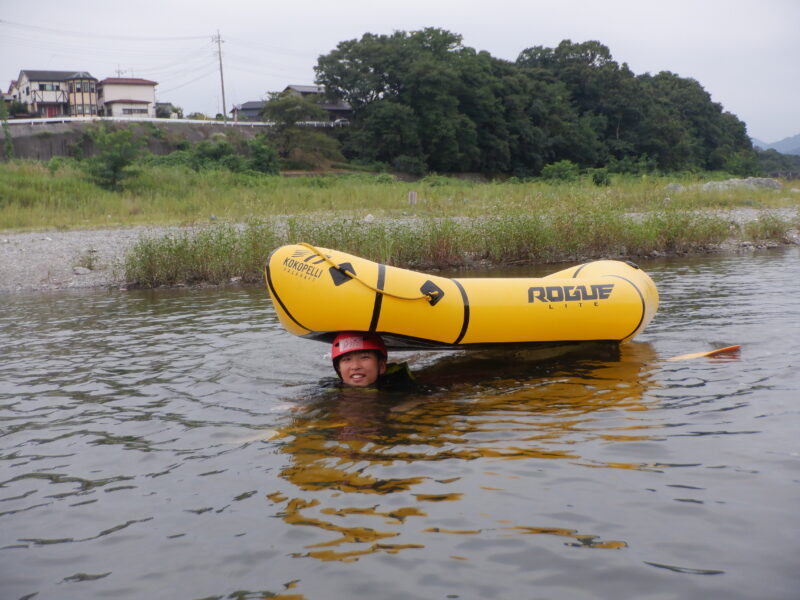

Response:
(2, 248), (799, 600)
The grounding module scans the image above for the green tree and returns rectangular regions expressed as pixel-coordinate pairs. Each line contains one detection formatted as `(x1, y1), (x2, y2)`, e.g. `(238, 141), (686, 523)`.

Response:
(344, 99), (424, 167)
(0, 100), (14, 160)
(541, 159), (580, 181)
(449, 49), (511, 174)
(260, 90), (342, 167)
(723, 149), (761, 176)
(261, 90), (327, 127)
(8, 100), (28, 117)
(84, 125), (144, 190)
(518, 40), (646, 167)
(314, 34), (400, 111)
(756, 148), (800, 177)
(517, 40), (753, 172)
(402, 52), (479, 172)
(190, 138), (244, 171)
(246, 134), (281, 174)
(316, 29), (754, 176)
(498, 69), (569, 175)
(316, 28), (482, 172)
(156, 103), (181, 118)
(317, 28), (610, 175)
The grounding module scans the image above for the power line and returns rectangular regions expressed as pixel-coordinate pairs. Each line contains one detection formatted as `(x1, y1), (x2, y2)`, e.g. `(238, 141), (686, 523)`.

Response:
(1, 31), (213, 68)
(128, 52), (218, 81)
(225, 35), (316, 61)
(129, 43), (217, 75)
(156, 65), (219, 95)
(0, 19), (208, 41)
(224, 57), (307, 79)
(1, 19), (322, 115)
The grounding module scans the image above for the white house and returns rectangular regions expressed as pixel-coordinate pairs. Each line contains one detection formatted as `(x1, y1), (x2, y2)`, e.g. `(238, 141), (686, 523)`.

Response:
(97, 77), (157, 118)
(11, 70), (98, 117)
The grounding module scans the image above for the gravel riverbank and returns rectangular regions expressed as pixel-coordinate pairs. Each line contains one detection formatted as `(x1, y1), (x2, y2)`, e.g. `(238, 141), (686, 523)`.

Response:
(0, 227), (175, 293)
(1, 208), (798, 294)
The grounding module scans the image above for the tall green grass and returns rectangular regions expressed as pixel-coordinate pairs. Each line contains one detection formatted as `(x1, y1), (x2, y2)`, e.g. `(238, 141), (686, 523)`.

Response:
(743, 211), (797, 242)
(2, 160), (797, 287)
(2, 160), (797, 231)
(120, 207), (793, 287)
(122, 220), (281, 287)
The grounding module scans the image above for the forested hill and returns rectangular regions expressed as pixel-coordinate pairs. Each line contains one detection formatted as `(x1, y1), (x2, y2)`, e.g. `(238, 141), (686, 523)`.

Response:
(755, 133), (800, 156)
(314, 28), (756, 177)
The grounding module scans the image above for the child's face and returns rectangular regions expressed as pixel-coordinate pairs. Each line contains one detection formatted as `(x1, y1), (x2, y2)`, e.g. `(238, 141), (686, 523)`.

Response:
(338, 351), (387, 387)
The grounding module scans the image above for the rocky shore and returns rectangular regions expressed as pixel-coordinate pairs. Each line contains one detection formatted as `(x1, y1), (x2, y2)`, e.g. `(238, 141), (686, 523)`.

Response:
(1, 207), (798, 294)
(0, 227), (172, 293)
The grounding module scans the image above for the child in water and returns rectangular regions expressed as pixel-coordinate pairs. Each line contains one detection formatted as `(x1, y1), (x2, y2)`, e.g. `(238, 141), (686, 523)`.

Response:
(331, 332), (416, 390)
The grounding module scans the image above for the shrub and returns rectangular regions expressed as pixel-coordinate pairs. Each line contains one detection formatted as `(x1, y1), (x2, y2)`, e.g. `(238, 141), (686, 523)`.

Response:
(744, 212), (792, 241)
(140, 121), (165, 140)
(46, 156), (78, 174)
(420, 174), (462, 187)
(145, 150), (194, 169)
(541, 160), (580, 181)
(83, 125), (143, 190)
(590, 168), (611, 186)
(218, 153), (247, 172)
(392, 154), (427, 176)
(246, 134), (280, 174)
(374, 172), (396, 184)
(1, 101), (14, 160)
(192, 139), (236, 170)
(608, 154), (657, 175)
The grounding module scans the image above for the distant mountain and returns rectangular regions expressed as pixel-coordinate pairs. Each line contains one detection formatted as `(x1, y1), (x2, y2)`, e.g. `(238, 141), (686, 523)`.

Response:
(753, 133), (800, 156)
(771, 134), (800, 156)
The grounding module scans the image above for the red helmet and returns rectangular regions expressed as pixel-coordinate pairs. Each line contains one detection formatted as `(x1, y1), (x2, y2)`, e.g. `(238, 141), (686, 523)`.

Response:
(331, 332), (387, 362)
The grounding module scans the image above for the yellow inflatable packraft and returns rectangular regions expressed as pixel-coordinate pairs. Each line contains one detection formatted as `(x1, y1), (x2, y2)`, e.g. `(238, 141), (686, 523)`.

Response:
(265, 243), (659, 349)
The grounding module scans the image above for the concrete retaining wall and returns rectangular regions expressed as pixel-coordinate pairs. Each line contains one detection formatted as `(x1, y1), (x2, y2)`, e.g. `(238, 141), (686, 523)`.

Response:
(2, 119), (270, 161)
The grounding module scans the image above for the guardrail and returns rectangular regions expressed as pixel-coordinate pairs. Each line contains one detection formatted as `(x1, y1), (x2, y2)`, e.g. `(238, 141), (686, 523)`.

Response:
(3, 116), (348, 128)
(4, 116), (271, 127)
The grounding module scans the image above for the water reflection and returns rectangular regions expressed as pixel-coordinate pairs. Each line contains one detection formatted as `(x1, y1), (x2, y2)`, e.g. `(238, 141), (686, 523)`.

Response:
(269, 342), (658, 561)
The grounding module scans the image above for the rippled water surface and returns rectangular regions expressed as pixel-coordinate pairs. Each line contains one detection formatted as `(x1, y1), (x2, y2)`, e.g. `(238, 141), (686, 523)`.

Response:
(2, 249), (799, 600)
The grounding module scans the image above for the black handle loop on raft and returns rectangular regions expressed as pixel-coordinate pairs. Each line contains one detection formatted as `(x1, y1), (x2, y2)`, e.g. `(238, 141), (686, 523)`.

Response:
(298, 242), (440, 304)
(329, 263), (356, 286)
(420, 280), (445, 306)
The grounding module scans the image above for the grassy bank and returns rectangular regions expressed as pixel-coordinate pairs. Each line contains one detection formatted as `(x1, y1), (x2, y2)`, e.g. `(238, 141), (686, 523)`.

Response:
(1, 160), (798, 230)
(1, 160), (798, 287)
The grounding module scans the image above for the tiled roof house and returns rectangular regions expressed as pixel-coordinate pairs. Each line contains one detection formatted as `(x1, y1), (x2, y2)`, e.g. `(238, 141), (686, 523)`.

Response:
(97, 77), (158, 117)
(230, 100), (266, 121)
(284, 84), (352, 119)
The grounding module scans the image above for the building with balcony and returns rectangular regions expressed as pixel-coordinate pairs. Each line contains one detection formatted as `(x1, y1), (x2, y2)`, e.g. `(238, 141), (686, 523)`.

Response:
(11, 70), (98, 117)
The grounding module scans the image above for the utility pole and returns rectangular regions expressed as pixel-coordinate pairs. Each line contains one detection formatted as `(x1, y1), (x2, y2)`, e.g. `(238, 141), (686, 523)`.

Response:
(213, 30), (228, 123)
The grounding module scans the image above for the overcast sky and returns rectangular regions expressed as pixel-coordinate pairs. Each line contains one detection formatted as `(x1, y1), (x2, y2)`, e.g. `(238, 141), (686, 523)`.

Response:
(2, 0), (797, 142)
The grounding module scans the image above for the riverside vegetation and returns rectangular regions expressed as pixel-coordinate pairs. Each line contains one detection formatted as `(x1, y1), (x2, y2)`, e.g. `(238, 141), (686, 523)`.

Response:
(1, 160), (797, 288)
(3, 29), (799, 287)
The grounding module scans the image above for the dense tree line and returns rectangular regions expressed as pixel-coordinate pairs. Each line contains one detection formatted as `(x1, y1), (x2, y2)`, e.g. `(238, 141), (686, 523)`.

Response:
(314, 28), (756, 176)
(756, 148), (800, 178)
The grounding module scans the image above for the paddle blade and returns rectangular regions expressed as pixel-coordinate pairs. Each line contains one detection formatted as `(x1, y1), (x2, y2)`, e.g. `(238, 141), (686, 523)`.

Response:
(667, 345), (741, 361)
